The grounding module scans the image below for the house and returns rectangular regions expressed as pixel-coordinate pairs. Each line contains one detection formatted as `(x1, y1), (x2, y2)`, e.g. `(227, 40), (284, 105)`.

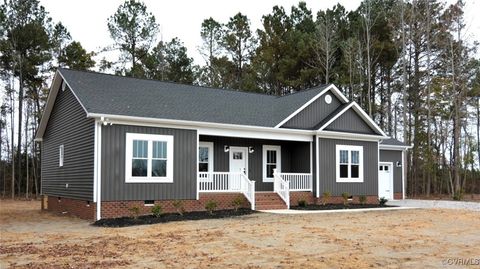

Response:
(35, 68), (410, 220)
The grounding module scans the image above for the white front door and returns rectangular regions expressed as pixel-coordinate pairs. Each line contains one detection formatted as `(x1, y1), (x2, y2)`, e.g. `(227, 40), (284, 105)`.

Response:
(378, 163), (393, 200)
(229, 147), (248, 176)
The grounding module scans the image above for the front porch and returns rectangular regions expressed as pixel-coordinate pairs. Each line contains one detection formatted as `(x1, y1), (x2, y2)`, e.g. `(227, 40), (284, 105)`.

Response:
(197, 135), (313, 210)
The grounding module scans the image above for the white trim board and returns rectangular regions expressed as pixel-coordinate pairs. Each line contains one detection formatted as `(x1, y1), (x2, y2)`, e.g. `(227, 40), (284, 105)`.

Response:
(274, 84), (349, 128)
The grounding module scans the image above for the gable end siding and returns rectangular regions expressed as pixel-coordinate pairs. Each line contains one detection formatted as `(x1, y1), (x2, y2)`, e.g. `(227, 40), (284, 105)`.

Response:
(324, 108), (379, 135)
(282, 90), (342, 129)
(41, 85), (95, 200)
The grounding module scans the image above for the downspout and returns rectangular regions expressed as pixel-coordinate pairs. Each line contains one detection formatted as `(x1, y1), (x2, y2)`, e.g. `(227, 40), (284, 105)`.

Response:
(96, 120), (103, 220)
(315, 135), (320, 198)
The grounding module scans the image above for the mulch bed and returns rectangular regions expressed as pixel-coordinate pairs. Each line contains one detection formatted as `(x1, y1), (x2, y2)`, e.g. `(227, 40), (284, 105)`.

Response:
(290, 204), (397, 210)
(93, 209), (255, 227)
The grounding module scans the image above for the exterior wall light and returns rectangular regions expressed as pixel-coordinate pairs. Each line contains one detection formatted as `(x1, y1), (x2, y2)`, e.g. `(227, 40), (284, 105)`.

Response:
(396, 161), (402, 167)
(248, 146), (254, 153)
(224, 145), (230, 152)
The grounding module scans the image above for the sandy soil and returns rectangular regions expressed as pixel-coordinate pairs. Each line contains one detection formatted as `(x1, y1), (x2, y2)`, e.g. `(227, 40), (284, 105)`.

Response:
(1, 200), (479, 269)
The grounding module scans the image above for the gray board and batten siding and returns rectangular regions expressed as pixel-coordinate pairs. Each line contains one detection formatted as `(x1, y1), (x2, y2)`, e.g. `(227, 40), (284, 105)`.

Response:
(100, 124), (198, 201)
(200, 135), (310, 191)
(281, 89), (343, 130)
(317, 138), (378, 196)
(41, 85), (95, 200)
(324, 108), (379, 135)
(379, 150), (403, 194)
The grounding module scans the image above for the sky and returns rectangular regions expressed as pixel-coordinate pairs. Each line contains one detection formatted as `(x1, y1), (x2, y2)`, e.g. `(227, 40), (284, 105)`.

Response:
(39, 0), (480, 67)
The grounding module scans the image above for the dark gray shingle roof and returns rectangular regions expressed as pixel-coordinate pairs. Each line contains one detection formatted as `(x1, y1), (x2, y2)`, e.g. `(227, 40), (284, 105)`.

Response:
(380, 138), (407, 146)
(59, 68), (329, 127)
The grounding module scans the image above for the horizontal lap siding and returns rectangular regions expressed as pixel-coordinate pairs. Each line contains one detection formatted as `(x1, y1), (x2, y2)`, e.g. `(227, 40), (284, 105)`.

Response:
(200, 136), (310, 191)
(379, 150), (403, 194)
(101, 125), (197, 201)
(325, 109), (378, 135)
(282, 90), (342, 129)
(318, 138), (378, 196)
(41, 86), (95, 200)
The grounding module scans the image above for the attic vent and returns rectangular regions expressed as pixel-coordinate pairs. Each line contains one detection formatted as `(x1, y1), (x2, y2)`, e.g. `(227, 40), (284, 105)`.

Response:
(324, 94), (332, 104)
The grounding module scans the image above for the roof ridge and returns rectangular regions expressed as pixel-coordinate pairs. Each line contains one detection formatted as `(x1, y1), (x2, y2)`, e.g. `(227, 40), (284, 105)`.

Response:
(58, 68), (279, 98)
(58, 68), (330, 99)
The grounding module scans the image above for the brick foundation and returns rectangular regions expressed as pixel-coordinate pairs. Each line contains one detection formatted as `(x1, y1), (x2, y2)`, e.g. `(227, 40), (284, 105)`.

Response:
(46, 196), (96, 220)
(46, 192), (384, 220)
(101, 193), (250, 219)
(289, 191), (315, 206)
(394, 193), (403, 200)
(315, 195), (379, 205)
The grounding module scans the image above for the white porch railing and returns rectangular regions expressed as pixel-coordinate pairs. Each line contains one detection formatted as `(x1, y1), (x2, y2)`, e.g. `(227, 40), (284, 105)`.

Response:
(273, 169), (290, 209)
(277, 173), (312, 192)
(198, 172), (255, 210)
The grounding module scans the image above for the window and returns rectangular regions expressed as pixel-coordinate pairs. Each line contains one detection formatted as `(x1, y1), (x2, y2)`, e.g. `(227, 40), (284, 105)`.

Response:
(198, 142), (214, 172)
(125, 133), (174, 183)
(335, 145), (363, 182)
(59, 145), (64, 167)
(262, 145), (281, 182)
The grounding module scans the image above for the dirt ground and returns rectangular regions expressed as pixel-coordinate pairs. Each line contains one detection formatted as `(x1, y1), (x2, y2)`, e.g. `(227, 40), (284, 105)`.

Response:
(1, 200), (479, 269)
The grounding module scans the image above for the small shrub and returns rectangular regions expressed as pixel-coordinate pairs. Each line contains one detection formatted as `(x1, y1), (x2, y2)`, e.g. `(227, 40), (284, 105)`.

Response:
(379, 197), (388, 206)
(128, 206), (140, 219)
(172, 200), (185, 216)
(341, 192), (350, 206)
(298, 199), (307, 207)
(453, 190), (464, 201)
(205, 200), (218, 215)
(231, 195), (244, 211)
(359, 195), (367, 205)
(322, 191), (331, 205)
(151, 205), (163, 217)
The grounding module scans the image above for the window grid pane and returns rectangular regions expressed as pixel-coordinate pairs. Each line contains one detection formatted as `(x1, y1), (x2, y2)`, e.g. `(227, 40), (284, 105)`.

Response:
(153, 141), (167, 159)
(339, 150), (349, 164)
(133, 140), (148, 158)
(351, 151), (359, 164)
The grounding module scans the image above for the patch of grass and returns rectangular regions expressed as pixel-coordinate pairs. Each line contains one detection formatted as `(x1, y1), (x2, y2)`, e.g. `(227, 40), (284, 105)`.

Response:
(151, 205), (163, 217)
(205, 200), (218, 215)
(128, 206), (140, 219)
(231, 195), (243, 211)
(378, 197), (388, 206)
(322, 191), (331, 205)
(172, 200), (185, 216)
(341, 192), (350, 206)
(298, 199), (307, 207)
(359, 195), (367, 205)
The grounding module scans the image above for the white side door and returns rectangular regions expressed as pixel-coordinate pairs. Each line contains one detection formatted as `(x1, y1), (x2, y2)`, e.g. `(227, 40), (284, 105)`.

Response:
(378, 163), (393, 200)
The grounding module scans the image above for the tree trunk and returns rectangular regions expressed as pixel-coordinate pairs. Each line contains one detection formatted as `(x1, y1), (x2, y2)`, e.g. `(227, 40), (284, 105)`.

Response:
(17, 68), (24, 197)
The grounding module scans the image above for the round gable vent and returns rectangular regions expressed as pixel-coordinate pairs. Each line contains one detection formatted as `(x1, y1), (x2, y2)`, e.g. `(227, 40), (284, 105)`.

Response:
(325, 94), (332, 104)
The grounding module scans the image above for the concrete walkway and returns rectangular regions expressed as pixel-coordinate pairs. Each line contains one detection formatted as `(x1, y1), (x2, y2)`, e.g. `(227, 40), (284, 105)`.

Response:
(388, 199), (480, 211)
(260, 206), (416, 214)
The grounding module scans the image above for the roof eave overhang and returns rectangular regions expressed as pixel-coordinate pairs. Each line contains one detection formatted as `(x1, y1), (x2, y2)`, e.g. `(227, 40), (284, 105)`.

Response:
(379, 144), (413, 150)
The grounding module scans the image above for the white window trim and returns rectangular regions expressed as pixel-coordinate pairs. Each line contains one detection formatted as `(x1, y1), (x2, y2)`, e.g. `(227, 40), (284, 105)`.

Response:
(59, 145), (64, 167)
(335, 145), (363, 183)
(199, 142), (214, 172)
(262, 145), (281, 182)
(125, 133), (174, 183)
